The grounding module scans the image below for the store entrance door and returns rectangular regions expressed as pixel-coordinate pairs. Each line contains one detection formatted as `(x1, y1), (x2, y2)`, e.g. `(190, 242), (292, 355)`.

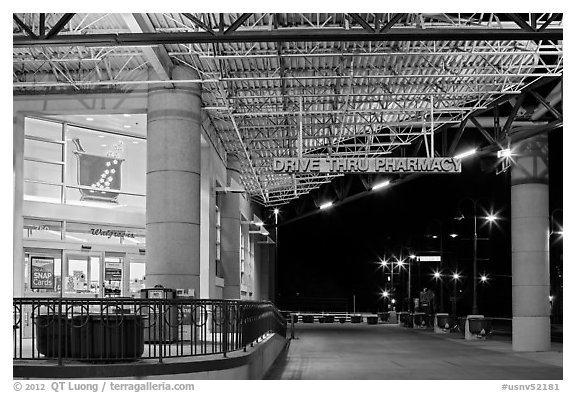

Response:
(62, 252), (103, 297)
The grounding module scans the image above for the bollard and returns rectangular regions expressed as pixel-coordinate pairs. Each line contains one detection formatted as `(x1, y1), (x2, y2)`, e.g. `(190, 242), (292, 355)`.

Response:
(465, 315), (484, 340)
(291, 314), (295, 339)
(434, 313), (450, 333)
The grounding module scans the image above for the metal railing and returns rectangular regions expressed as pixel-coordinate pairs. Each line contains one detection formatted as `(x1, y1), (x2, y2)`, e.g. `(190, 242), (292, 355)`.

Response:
(13, 297), (286, 364)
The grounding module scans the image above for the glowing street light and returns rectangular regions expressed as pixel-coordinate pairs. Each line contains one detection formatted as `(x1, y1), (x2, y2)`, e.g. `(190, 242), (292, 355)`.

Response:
(273, 208), (280, 216)
(480, 274), (489, 283)
(372, 180), (390, 191)
(433, 271), (441, 279)
(409, 254), (416, 260)
(486, 214), (498, 223)
(454, 148), (477, 160)
(452, 273), (460, 280)
(497, 148), (512, 158)
(382, 291), (389, 298)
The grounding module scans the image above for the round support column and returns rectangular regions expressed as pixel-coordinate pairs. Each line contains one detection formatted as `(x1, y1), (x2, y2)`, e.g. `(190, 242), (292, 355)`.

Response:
(221, 154), (242, 299)
(511, 134), (550, 351)
(146, 66), (202, 292)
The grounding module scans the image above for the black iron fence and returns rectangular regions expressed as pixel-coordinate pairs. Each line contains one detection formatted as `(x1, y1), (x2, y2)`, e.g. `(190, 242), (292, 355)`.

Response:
(13, 298), (286, 364)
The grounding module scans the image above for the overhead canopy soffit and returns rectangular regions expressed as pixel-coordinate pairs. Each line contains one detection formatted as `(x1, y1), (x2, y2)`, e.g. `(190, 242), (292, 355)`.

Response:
(13, 13), (564, 206)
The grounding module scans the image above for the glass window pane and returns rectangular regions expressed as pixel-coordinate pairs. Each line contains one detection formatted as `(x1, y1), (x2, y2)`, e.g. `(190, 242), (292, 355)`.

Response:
(65, 189), (146, 214)
(65, 222), (145, 246)
(23, 182), (62, 203)
(24, 252), (62, 294)
(25, 117), (63, 140)
(129, 260), (146, 297)
(23, 218), (62, 240)
(66, 126), (146, 195)
(24, 160), (62, 183)
(24, 139), (63, 162)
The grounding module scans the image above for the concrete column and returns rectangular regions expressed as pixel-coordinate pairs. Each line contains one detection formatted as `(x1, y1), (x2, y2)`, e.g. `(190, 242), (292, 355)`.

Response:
(13, 114), (25, 297)
(146, 66), (202, 293)
(511, 134), (550, 352)
(221, 154), (242, 299)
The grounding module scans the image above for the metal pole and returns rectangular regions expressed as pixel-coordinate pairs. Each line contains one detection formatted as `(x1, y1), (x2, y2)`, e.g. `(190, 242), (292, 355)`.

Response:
(472, 203), (479, 314)
(274, 211), (278, 305)
(353, 295), (356, 314)
(439, 231), (445, 313)
(408, 261), (411, 312)
(453, 280), (458, 315)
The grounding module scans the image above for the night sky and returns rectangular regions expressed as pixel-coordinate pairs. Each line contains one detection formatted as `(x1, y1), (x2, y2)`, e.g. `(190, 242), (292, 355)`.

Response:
(276, 128), (563, 317)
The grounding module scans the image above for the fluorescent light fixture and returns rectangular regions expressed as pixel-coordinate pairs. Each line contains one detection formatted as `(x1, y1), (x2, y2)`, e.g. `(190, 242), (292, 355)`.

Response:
(454, 148), (476, 159)
(123, 114), (132, 117)
(372, 180), (390, 191)
(86, 117), (94, 121)
(98, 135), (105, 138)
(409, 254), (416, 259)
(123, 125), (132, 129)
(100, 144), (107, 147)
(132, 141), (139, 144)
(319, 201), (333, 210)
(497, 148), (512, 158)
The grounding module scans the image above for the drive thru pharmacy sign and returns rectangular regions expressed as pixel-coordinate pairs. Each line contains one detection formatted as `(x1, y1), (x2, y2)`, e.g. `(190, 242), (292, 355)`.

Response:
(273, 157), (461, 174)
(31, 256), (55, 290)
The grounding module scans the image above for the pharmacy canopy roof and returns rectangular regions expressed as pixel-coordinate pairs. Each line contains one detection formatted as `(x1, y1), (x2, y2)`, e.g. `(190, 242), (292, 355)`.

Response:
(13, 13), (563, 206)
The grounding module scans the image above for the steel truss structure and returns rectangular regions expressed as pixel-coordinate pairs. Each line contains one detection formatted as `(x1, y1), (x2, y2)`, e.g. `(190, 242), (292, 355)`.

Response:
(13, 13), (564, 206)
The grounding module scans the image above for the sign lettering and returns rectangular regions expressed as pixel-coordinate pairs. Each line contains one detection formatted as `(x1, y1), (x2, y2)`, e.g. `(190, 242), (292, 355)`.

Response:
(273, 158), (461, 174)
(30, 256), (55, 290)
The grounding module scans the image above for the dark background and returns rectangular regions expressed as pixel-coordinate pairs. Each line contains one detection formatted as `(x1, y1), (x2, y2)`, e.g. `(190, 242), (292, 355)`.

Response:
(275, 128), (563, 319)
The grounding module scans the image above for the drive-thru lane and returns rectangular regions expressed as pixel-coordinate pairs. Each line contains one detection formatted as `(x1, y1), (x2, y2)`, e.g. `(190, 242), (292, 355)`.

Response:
(265, 323), (562, 380)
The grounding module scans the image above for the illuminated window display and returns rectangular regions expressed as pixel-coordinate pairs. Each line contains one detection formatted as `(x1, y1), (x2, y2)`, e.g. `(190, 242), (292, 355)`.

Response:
(23, 117), (146, 213)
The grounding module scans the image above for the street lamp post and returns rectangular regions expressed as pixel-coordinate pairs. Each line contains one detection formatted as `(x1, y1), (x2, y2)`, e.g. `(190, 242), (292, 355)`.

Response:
(273, 208), (279, 304)
(457, 198), (497, 315)
(452, 272), (460, 315)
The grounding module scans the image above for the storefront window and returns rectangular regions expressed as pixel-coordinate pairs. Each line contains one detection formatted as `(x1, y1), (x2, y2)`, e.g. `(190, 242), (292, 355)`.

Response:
(65, 125), (146, 212)
(25, 117), (63, 140)
(23, 218), (62, 240)
(129, 257), (146, 297)
(22, 117), (146, 212)
(65, 222), (145, 246)
(24, 250), (62, 294)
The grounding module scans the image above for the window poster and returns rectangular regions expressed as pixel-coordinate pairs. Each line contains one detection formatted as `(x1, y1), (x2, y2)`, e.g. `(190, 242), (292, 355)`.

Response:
(30, 256), (55, 290)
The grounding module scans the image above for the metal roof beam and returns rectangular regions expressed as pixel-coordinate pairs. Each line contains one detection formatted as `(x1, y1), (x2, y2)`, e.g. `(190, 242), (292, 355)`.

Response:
(224, 13), (252, 34)
(13, 28), (563, 48)
(505, 13), (536, 33)
(182, 13), (215, 35)
(379, 13), (406, 33)
(347, 14), (375, 33)
(13, 14), (37, 39)
(121, 13), (173, 82)
(45, 13), (75, 39)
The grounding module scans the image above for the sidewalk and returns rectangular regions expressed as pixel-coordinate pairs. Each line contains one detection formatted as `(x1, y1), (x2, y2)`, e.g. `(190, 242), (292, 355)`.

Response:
(265, 323), (562, 380)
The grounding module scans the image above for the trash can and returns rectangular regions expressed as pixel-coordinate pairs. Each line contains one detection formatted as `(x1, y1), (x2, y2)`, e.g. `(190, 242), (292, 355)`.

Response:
(141, 287), (178, 343)
(468, 318), (493, 338)
(302, 315), (314, 323)
(89, 314), (146, 359)
(367, 315), (378, 325)
(351, 315), (362, 323)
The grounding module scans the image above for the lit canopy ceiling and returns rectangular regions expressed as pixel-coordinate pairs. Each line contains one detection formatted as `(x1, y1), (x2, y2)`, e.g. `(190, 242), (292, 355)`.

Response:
(13, 13), (563, 206)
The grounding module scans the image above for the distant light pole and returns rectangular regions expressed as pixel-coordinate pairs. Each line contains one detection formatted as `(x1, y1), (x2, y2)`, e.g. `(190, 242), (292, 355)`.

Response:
(457, 198), (498, 315)
(451, 272), (461, 315)
(273, 208), (279, 303)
